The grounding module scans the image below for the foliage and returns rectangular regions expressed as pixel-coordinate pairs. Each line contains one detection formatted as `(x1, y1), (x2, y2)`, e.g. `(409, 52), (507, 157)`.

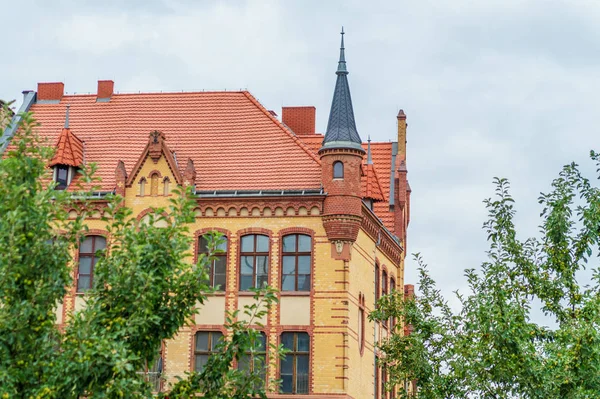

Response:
(0, 107), (283, 398)
(372, 164), (600, 398)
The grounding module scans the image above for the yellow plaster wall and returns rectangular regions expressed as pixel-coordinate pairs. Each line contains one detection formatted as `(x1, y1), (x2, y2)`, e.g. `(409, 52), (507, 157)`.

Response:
(62, 151), (400, 397)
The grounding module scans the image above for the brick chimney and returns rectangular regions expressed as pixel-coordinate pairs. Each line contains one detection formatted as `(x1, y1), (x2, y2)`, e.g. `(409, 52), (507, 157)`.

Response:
(97, 80), (114, 102)
(282, 106), (316, 135)
(37, 82), (64, 102)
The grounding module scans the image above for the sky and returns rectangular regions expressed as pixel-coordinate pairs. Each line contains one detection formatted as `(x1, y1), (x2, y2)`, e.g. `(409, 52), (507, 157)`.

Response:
(2, 0), (600, 320)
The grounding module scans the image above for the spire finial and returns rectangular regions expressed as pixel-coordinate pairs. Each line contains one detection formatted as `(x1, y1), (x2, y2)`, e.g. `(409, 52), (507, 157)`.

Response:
(337, 27), (347, 75)
(367, 135), (373, 164)
(64, 104), (70, 129)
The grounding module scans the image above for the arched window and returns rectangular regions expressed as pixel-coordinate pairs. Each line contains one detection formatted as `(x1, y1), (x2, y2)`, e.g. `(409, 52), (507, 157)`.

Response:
(238, 331), (267, 388)
(77, 235), (106, 292)
(382, 270), (388, 328)
(199, 234), (227, 290)
(333, 161), (344, 179)
(163, 177), (170, 196)
(239, 234), (269, 291)
(390, 277), (396, 330)
(281, 234), (312, 291)
(375, 263), (380, 301)
(139, 178), (147, 197)
(54, 165), (70, 190)
(150, 173), (159, 196)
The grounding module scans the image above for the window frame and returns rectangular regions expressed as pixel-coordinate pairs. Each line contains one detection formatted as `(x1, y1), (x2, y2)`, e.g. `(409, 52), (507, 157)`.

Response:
(198, 234), (228, 291)
(54, 164), (70, 190)
(375, 263), (380, 302)
(193, 330), (224, 373)
(76, 235), (106, 293)
(280, 332), (310, 394)
(333, 161), (344, 179)
(239, 234), (270, 291)
(281, 234), (312, 292)
(382, 270), (388, 328)
(390, 277), (396, 330)
(138, 344), (164, 392)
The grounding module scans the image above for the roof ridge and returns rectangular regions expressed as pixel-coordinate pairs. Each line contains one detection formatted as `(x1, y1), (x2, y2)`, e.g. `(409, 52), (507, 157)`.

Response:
(242, 91), (322, 166)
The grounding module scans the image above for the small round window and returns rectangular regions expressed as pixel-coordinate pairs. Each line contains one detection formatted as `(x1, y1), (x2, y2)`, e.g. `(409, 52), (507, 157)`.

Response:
(333, 161), (344, 179)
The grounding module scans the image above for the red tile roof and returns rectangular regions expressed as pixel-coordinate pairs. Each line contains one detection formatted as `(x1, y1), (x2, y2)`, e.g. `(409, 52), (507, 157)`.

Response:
(25, 91), (322, 191)
(48, 127), (84, 167)
(362, 163), (385, 202)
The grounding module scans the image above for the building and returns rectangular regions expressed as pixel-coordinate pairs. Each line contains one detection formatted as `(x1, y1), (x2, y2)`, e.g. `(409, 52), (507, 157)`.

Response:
(1, 32), (411, 398)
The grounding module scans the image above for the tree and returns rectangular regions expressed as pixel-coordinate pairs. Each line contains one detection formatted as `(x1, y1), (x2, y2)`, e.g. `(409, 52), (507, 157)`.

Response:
(372, 162), (600, 398)
(0, 106), (282, 398)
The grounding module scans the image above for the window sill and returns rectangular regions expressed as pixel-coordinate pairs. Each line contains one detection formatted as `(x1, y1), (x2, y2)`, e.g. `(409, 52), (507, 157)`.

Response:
(280, 291), (311, 297)
(204, 291), (226, 297)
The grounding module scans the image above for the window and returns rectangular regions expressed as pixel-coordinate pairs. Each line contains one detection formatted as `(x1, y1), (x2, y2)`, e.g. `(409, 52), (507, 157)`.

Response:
(358, 293), (365, 354)
(194, 331), (223, 372)
(55, 165), (69, 190)
(238, 332), (267, 388)
(390, 278), (396, 330)
(375, 264), (380, 301)
(382, 270), (388, 328)
(282, 234), (312, 291)
(139, 178), (146, 196)
(333, 161), (344, 179)
(280, 332), (309, 394)
(77, 235), (106, 292)
(138, 346), (163, 392)
(199, 234), (227, 290)
(381, 366), (388, 399)
(163, 177), (170, 196)
(239, 234), (269, 291)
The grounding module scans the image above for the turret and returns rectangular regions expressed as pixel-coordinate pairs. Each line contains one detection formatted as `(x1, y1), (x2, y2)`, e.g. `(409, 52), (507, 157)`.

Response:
(319, 28), (365, 258)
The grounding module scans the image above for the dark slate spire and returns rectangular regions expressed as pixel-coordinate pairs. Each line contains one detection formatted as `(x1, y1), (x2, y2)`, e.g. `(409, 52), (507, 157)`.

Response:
(321, 28), (365, 153)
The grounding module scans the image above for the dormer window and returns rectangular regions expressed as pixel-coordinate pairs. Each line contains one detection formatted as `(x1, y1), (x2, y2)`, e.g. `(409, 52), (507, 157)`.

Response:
(333, 161), (344, 179)
(53, 165), (73, 190)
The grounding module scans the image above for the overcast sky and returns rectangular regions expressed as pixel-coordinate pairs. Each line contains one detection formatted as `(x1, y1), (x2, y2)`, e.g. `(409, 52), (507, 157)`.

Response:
(3, 0), (599, 320)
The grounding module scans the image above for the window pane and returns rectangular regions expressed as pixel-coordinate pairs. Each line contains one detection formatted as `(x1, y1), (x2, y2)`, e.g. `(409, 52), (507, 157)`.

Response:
(240, 275), (253, 291)
(95, 236), (106, 250)
(256, 256), (268, 275)
(282, 256), (296, 274)
(256, 235), (269, 252)
(57, 166), (68, 180)
(214, 257), (227, 274)
(241, 256), (254, 275)
(256, 274), (268, 288)
(195, 355), (208, 372)
(281, 374), (293, 393)
(257, 333), (266, 350)
(216, 237), (228, 252)
(238, 354), (251, 372)
(298, 275), (311, 291)
(199, 236), (209, 252)
(211, 332), (223, 350)
(241, 235), (254, 252)
(297, 333), (310, 352)
(281, 332), (294, 350)
(195, 332), (209, 351)
(296, 355), (310, 393)
(282, 235), (296, 253)
(214, 272), (226, 291)
(297, 256), (311, 274)
(281, 355), (293, 373)
(77, 276), (90, 291)
(282, 275), (296, 291)
(78, 257), (92, 274)
(298, 235), (311, 252)
(80, 237), (94, 253)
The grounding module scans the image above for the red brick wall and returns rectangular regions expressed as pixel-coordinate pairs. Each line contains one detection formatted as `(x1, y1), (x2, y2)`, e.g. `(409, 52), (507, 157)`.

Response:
(37, 82), (64, 101)
(97, 80), (114, 99)
(282, 106), (316, 135)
